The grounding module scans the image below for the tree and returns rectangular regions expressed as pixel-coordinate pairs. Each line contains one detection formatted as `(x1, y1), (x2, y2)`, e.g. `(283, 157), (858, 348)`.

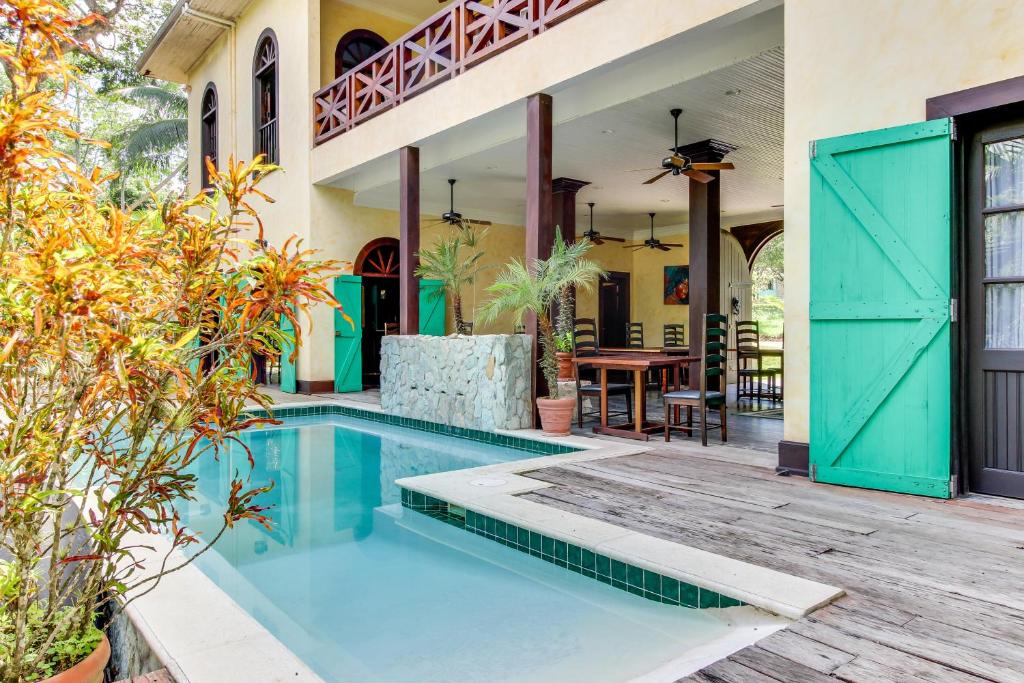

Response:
(480, 230), (605, 399)
(0, 3), (344, 680)
(414, 226), (487, 335)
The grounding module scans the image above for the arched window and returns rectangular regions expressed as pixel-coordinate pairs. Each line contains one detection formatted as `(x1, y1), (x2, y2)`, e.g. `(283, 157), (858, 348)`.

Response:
(253, 29), (279, 164)
(334, 29), (387, 79)
(199, 83), (218, 190)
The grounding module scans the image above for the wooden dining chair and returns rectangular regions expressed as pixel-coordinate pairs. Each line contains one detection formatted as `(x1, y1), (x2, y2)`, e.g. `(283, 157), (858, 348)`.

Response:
(736, 320), (776, 403)
(573, 318), (633, 427)
(626, 322), (645, 348)
(663, 314), (728, 446)
(663, 323), (685, 348)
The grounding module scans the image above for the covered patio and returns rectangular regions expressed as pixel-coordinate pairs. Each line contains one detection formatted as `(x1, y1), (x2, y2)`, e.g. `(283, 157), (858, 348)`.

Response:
(306, 3), (787, 452)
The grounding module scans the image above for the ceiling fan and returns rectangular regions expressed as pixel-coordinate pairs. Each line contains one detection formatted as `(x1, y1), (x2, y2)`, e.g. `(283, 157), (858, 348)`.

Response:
(579, 202), (625, 245)
(625, 213), (683, 252)
(426, 178), (492, 229)
(641, 108), (735, 185)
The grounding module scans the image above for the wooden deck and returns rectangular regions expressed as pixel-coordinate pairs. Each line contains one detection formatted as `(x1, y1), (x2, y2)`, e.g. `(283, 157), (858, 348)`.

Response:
(519, 444), (1024, 682)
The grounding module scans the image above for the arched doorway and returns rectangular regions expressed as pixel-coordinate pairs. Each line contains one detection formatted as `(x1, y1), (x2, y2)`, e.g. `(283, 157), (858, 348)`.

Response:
(355, 237), (400, 387)
(334, 29), (388, 79)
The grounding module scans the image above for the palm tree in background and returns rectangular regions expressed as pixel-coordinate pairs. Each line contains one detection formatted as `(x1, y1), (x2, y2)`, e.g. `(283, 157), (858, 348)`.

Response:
(109, 83), (188, 207)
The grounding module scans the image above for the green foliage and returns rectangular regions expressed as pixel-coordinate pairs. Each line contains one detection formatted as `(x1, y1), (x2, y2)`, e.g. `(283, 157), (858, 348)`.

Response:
(415, 225), (487, 334)
(0, 604), (102, 681)
(554, 331), (574, 353)
(481, 229), (606, 398)
(752, 234), (784, 341)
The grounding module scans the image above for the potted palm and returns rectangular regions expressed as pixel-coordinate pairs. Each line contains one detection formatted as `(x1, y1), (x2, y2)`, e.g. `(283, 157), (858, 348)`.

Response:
(0, 5), (342, 682)
(414, 224), (487, 335)
(480, 229), (605, 435)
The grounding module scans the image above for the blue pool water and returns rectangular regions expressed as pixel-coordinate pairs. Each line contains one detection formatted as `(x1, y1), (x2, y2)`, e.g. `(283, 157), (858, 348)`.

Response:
(181, 415), (741, 682)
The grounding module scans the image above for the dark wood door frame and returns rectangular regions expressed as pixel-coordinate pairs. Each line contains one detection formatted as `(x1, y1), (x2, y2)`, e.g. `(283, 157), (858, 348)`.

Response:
(927, 77), (1024, 497)
(598, 271), (631, 348)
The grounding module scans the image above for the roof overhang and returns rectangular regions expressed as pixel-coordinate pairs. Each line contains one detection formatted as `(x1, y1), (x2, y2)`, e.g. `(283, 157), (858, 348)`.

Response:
(136, 0), (253, 83)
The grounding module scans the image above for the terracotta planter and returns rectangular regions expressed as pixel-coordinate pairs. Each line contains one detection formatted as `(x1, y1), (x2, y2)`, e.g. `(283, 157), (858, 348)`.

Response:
(44, 635), (109, 683)
(537, 396), (576, 436)
(555, 351), (575, 381)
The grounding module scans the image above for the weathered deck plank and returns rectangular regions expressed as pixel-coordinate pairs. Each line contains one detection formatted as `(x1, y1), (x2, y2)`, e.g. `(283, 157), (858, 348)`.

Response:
(517, 448), (1024, 682)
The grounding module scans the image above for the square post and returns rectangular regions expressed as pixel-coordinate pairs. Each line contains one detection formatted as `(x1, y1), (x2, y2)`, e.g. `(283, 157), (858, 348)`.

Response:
(526, 93), (553, 411)
(679, 139), (735, 390)
(400, 146), (420, 335)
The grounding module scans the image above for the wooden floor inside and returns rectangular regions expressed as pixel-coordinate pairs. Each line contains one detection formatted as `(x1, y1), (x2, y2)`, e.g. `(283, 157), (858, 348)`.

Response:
(519, 444), (1024, 682)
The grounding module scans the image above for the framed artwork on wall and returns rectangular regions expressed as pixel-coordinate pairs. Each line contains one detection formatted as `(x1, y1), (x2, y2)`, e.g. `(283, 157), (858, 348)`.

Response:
(664, 266), (689, 305)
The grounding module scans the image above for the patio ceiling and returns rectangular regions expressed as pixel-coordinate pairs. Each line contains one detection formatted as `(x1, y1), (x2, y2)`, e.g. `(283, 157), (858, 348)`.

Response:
(350, 47), (783, 237)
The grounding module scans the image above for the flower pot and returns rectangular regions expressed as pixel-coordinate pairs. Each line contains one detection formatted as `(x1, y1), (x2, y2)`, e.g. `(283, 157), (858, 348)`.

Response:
(537, 396), (576, 436)
(555, 351), (575, 381)
(44, 635), (109, 683)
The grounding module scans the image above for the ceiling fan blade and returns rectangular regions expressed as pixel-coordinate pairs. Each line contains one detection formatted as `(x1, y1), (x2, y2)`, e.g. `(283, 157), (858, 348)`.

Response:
(661, 243), (684, 248)
(690, 162), (735, 171)
(656, 245), (671, 251)
(600, 235), (626, 243)
(592, 237), (605, 245)
(466, 218), (492, 226)
(643, 170), (672, 185)
(683, 169), (714, 183)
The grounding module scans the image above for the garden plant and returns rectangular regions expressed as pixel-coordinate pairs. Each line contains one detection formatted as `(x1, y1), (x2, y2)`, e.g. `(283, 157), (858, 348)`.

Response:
(0, 1), (342, 680)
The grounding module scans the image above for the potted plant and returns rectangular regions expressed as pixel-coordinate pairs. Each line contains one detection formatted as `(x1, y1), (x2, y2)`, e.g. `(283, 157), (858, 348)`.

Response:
(0, 5), (342, 681)
(553, 279), (577, 380)
(414, 224), (487, 335)
(554, 331), (575, 381)
(480, 228), (605, 435)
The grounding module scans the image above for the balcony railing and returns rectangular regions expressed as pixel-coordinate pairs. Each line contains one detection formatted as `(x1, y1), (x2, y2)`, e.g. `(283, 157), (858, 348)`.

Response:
(313, 0), (604, 145)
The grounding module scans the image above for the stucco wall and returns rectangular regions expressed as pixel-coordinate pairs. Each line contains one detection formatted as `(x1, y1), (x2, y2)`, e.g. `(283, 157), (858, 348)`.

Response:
(304, 186), (525, 382)
(784, 0), (1024, 443)
(185, 0), (318, 254)
(318, 0), (412, 87)
(578, 229), (751, 350)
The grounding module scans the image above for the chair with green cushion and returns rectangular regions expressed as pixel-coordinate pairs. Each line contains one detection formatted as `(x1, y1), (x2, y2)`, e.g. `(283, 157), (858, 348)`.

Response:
(662, 313), (728, 446)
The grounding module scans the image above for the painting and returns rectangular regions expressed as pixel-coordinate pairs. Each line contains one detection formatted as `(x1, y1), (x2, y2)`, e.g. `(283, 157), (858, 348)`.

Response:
(663, 266), (689, 305)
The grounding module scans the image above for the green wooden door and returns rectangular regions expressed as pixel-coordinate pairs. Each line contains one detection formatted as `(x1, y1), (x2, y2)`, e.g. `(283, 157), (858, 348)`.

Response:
(810, 118), (953, 498)
(279, 311), (297, 393)
(419, 279), (445, 335)
(334, 275), (363, 392)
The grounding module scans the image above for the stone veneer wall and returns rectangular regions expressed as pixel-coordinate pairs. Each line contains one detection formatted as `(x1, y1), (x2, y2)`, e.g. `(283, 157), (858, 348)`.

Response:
(380, 335), (532, 431)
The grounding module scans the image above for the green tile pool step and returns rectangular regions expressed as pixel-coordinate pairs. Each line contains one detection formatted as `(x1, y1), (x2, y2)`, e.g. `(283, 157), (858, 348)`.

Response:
(246, 404), (579, 455)
(401, 488), (745, 610)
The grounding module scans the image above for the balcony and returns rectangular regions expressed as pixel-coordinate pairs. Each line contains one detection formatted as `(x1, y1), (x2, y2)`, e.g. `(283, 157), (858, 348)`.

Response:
(312, 0), (604, 145)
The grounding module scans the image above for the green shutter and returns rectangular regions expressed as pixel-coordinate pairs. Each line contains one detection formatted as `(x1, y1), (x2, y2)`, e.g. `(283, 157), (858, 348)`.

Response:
(334, 275), (363, 392)
(280, 311), (296, 394)
(809, 119), (953, 498)
(419, 279), (445, 336)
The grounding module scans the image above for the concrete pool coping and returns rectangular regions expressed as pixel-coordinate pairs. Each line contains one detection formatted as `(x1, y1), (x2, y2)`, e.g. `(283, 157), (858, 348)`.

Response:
(121, 397), (842, 682)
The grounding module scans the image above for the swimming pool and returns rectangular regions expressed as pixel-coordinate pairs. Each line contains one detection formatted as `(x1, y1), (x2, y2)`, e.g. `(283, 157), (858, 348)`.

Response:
(180, 413), (764, 682)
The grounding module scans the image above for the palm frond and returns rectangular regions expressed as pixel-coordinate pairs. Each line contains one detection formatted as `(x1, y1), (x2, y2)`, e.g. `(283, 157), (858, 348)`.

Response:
(114, 85), (188, 115)
(122, 118), (188, 164)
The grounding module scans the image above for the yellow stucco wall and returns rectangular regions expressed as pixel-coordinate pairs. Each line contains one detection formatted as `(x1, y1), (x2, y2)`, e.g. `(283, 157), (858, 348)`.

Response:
(577, 230), (750, 351)
(185, 0), (318, 251)
(784, 0), (1024, 443)
(318, 1), (412, 87)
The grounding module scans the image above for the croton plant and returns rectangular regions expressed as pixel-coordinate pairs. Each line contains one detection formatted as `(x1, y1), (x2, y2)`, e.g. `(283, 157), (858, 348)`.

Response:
(0, 1), (343, 680)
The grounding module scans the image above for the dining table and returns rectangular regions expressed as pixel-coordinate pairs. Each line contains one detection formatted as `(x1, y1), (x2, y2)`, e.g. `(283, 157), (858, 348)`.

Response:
(572, 353), (699, 441)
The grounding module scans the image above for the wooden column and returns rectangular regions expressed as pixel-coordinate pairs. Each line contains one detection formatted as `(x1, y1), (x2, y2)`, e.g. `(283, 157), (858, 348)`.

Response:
(551, 177), (590, 240)
(399, 146), (420, 335)
(680, 139), (734, 388)
(526, 93), (553, 406)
